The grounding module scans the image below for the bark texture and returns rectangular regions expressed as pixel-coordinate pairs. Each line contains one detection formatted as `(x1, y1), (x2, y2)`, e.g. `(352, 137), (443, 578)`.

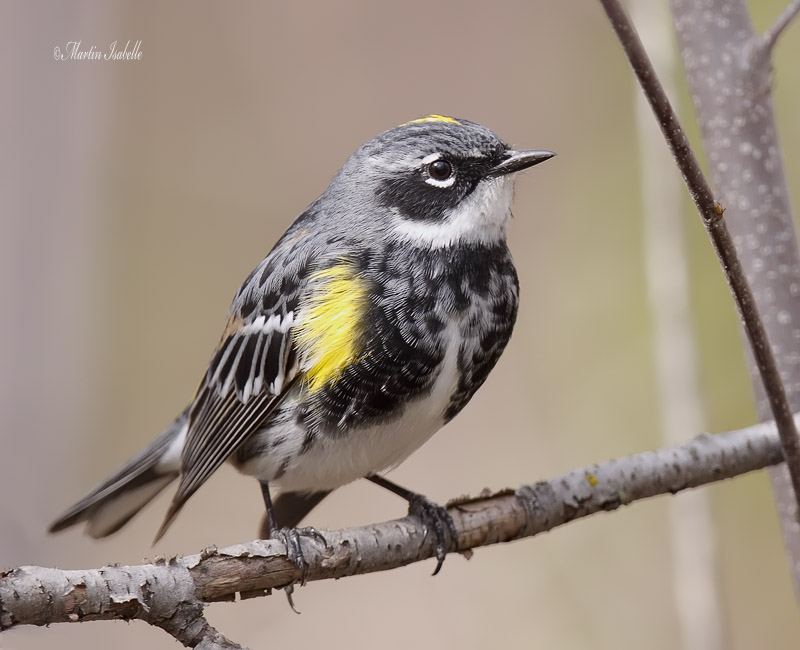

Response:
(670, 0), (800, 594)
(1, 420), (786, 647)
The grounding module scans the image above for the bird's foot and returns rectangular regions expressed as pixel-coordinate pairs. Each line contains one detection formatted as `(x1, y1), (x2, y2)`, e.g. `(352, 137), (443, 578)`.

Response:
(407, 494), (458, 576)
(270, 526), (327, 613)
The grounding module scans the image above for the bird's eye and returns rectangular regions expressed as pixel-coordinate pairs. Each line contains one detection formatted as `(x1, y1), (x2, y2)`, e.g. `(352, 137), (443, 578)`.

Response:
(427, 159), (454, 181)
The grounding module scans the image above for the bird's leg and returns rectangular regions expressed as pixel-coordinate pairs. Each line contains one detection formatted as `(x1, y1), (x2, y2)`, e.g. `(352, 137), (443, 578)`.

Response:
(260, 480), (326, 613)
(258, 490), (332, 538)
(260, 479), (280, 536)
(366, 474), (458, 576)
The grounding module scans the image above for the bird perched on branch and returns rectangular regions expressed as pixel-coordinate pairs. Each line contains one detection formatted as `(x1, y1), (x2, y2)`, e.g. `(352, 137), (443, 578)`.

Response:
(50, 115), (554, 581)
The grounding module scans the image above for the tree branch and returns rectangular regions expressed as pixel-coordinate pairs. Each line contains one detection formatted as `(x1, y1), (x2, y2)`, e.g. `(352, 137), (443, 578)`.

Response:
(0, 555), (245, 649)
(670, 0), (800, 600)
(597, 0), (800, 524)
(1, 419), (786, 646)
(761, 0), (800, 53)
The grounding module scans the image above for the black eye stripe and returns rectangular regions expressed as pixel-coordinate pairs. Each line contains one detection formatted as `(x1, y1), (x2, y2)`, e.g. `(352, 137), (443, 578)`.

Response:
(375, 154), (494, 221)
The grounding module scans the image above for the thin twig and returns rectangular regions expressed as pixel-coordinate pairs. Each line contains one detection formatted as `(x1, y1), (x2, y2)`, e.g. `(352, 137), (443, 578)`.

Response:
(761, 0), (800, 53)
(597, 0), (800, 518)
(162, 616), (246, 650)
(1, 417), (787, 640)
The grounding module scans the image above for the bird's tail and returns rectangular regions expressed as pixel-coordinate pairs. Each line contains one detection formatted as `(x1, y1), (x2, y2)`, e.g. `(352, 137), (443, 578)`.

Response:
(48, 409), (189, 539)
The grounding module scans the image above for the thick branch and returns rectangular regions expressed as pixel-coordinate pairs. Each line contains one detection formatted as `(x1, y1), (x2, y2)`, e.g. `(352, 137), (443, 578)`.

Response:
(1, 419), (785, 640)
(0, 558), (244, 649)
(670, 0), (800, 599)
(598, 0), (800, 520)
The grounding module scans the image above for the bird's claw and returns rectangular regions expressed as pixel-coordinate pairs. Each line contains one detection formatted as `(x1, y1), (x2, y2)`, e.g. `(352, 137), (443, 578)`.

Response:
(270, 526), (327, 613)
(407, 494), (458, 576)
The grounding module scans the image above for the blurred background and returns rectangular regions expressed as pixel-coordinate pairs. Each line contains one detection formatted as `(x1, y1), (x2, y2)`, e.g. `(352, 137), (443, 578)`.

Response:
(2, 1), (800, 648)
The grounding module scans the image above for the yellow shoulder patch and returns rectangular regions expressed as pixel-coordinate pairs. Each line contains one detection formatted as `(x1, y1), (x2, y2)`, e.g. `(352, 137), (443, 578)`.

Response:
(295, 263), (369, 392)
(400, 114), (461, 127)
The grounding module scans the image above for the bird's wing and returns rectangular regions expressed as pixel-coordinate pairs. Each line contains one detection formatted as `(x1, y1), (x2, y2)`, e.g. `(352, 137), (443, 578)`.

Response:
(154, 252), (309, 541)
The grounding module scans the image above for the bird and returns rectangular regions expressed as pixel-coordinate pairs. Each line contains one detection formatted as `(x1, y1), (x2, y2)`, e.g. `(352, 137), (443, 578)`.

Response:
(49, 114), (554, 579)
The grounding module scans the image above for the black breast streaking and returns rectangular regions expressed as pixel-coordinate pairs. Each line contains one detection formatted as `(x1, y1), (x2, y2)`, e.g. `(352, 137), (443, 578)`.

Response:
(304, 241), (519, 432)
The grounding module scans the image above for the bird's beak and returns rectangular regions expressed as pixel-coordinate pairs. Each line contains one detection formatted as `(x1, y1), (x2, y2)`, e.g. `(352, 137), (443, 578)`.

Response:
(488, 149), (556, 177)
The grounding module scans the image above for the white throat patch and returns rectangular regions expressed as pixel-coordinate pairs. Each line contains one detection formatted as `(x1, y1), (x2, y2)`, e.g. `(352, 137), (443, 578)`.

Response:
(390, 175), (515, 249)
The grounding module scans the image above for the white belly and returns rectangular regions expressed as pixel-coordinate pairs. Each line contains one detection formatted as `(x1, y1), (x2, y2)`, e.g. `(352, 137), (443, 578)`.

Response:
(238, 321), (462, 492)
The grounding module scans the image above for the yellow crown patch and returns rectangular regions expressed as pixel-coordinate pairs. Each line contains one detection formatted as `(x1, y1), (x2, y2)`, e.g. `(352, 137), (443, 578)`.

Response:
(295, 263), (368, 393)
(400, 114), (461, 127)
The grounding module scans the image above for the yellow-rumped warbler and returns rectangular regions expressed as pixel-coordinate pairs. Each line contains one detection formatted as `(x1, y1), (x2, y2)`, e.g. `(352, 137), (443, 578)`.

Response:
(49, 115), (554, 574)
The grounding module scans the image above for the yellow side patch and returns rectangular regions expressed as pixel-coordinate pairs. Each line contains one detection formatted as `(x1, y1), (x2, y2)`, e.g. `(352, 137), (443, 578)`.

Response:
(295, 263), (369, 392)
(400, 114), (461, 127)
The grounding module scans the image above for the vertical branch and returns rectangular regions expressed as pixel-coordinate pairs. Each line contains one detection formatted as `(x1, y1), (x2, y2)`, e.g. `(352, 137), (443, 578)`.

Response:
(596, 2), (800, 601)
(630, 2), (724, 648)
(669, 0), (800, 598)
